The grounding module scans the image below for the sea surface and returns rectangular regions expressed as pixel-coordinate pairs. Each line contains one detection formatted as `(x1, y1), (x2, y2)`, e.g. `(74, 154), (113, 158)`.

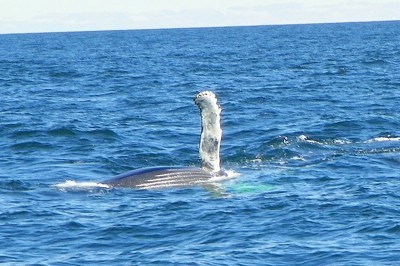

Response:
(1, 21), (400, 265)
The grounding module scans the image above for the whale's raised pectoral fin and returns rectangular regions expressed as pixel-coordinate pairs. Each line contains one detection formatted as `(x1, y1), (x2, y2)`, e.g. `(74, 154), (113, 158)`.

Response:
(194, 91), (222, 174)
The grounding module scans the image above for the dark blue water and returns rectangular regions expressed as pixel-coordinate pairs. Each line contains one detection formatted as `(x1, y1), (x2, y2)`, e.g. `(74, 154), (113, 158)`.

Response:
(1, 21), (400, 265)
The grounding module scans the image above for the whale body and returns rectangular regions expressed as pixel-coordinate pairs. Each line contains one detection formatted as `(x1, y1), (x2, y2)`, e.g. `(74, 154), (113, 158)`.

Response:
(102, 166), (213, 189)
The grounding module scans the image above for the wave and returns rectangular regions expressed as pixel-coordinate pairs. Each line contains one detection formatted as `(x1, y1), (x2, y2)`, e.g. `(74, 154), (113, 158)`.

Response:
(228, 132), (400, 171)
(10, 141), (53, 150)
(0, 180), (32, 191)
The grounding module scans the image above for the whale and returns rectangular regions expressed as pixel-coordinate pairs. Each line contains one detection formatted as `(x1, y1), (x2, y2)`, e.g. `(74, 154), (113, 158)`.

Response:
(102, 91), (225, 189)
(102, 166), (213, 189)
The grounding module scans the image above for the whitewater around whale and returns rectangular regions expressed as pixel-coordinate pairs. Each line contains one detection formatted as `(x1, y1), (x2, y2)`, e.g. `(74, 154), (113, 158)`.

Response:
(97, 90), (227, 189)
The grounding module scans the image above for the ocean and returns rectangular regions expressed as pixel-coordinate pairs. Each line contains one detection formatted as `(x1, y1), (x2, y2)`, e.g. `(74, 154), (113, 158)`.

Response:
(1, 21), (400, 265)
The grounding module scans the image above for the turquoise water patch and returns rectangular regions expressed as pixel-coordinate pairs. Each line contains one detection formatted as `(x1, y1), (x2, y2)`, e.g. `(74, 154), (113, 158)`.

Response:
(228, 182), (276, 194)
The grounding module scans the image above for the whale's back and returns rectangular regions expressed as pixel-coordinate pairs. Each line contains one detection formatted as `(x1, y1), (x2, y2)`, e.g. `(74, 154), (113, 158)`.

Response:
(102, 166), (213, 189)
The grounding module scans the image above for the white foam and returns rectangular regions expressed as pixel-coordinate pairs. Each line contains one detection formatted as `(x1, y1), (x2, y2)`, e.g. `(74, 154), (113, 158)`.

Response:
(209, 169), (240, 182)
(251, 158), (262, 163)
(366, 137), (400, 143)
(225, 169), (240, 178)
(296, 135), (320, 144)
(292, 156), (305, 161)
(297, 135), (308, 141)
(54, 180), (110, 189)
(297, 135), (352, 145)
(333, 139), (352, 145)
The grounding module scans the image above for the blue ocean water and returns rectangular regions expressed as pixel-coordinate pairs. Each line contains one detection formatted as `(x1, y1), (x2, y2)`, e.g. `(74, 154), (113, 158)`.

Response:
(1, 21), (400, 265)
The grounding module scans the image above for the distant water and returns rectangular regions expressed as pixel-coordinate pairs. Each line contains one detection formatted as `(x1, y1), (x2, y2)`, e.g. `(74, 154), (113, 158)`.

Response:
(1, 21), (400, 265)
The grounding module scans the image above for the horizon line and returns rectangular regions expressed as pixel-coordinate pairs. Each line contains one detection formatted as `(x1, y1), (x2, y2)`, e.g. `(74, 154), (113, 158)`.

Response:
(1, 19), (399, 36)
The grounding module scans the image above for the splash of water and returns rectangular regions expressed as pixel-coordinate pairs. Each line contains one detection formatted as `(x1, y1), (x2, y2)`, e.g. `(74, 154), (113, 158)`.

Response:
(54, 180), (110, 190)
